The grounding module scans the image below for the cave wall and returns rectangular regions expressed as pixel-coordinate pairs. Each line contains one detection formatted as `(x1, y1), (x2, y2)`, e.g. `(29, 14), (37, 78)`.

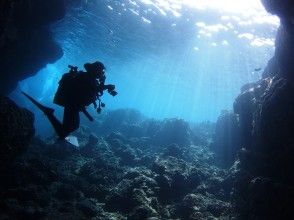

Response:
(0, 0), (66, 167)
(0, 0), (65, 95)
(0, 97), (35, 166)
(262, 0), (294, 79)
(230, 0), (294, 219)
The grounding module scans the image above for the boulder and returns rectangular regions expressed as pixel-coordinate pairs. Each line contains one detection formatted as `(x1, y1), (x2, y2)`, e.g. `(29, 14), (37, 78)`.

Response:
(213, 110), (240, 167)
(0, 97), (34, 165)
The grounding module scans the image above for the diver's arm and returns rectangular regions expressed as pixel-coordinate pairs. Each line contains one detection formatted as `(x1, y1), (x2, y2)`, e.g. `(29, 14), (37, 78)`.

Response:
(93, 101), (97, 109)
(103, 84), (117, 96)
(103, 84), (115, 90)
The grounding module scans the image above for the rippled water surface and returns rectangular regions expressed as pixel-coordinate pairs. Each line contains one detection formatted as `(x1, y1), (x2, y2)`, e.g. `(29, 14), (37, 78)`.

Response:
(19, 0), (279, 130)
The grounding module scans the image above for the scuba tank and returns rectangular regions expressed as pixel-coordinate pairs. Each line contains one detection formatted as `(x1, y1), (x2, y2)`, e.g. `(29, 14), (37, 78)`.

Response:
(53, 65), (79, 107)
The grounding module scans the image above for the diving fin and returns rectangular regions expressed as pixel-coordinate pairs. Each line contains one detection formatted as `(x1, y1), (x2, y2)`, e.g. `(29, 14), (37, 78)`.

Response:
(65, 135), (79, 147)
(21, 91), (54, 115)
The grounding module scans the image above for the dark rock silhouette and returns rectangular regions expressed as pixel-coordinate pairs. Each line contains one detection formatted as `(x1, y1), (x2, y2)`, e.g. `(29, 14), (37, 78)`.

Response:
(231, 76), (294, 219)
(0, 97), (34, 165)
(212, 110), (240, 167)
(153, 118), (192, 147)
(0, 0), (65, 94)
(261, 0), (294, 22)
(227, 1), (294, 218)
(261, 0), (294, 80)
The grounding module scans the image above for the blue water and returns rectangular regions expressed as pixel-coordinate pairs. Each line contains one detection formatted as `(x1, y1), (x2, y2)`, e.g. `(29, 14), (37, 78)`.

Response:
(13, 0), (278, 136)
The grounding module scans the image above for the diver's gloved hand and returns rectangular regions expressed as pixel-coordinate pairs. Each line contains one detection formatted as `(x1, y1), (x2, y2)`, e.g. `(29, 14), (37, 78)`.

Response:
(109, 90), (118, 96)
(106, 84), (117, 96)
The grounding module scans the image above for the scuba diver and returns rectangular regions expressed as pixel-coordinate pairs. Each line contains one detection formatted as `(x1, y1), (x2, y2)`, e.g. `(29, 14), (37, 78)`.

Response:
(22, 61), (117, 140)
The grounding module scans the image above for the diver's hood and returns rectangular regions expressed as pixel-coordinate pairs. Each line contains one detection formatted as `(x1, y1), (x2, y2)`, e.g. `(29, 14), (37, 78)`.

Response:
(84, 61), (105, 73)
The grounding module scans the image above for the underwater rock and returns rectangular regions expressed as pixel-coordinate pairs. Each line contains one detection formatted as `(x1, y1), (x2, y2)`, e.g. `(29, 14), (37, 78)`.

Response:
(128, 204), (158, 220)
(87, 133), (99, 145)
(76, 198), (103, 217)
(197, 176), (226, 197)
(105, 132), (139, 166)
(233, 78), (270, 150)
(0, 97), (34, 165)
(0, 108), (232, 219)
(261, 0), (294, 22)
(152, 156), (205, 203)
(190, 122), (215, 147)
(153, 118), (192, 147)
(248, 177), (294, 219)
(0, 0), (65, 94)
(260, 1), (294, 81)
(256, 77), (294, 182)
(4, 202), (45, 220)
(274, 25), (294, 80)
(105, 178), (155, 213)
(80, 135), (119, 167)
(53, 183), (82, 201)
(162, 143), (184, 159)
(176, 193), (230, 220)
(79, 161), (118, 185)
(12, 159), (58, 186)
(45, 141), (80, 160)
(262, 57), (279, 78)
(87, 110), (206, 153)
(141, 119), (162, 138)
(230, 76), (294, 218)
(97, 109), (144, 137)
(212, 110), (241, 167)
(105, 168), (159, 215)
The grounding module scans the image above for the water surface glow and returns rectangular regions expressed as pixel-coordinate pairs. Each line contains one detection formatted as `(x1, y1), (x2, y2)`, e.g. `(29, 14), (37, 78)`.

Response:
(119, 0), (279, 47)
(142, 0), (270, 15)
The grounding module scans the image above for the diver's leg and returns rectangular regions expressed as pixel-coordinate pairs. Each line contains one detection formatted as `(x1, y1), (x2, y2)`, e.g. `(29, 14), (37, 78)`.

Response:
(22, 91), (54, 114)
(62, 107), (80, 137)
(21, 91), (66, 138)
(45, 113), (67, 139)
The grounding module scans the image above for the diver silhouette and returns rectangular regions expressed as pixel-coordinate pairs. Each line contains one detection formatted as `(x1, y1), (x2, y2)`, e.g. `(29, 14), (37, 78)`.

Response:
(22, 61), (117, 140)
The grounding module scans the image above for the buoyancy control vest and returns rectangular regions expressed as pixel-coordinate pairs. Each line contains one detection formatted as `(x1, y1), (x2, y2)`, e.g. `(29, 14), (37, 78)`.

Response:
(53, 71), (99, 109)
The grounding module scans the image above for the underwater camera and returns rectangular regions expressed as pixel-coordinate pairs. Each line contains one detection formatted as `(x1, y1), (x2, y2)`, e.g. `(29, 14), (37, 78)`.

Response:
(68, 65), (78, 73)
(106, 84), (118, 96)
